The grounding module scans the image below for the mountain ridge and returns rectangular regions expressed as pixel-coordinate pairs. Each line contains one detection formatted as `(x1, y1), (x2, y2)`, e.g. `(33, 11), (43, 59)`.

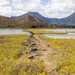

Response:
(15, 15), (47, 25)
(0, 15), (47, 28)
(0, 15), (16, 25)
(0, 11), (75, 26)
(11, 12), (75, 25)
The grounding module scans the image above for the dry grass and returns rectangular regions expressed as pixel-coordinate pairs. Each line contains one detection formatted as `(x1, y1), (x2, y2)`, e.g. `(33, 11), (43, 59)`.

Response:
(25, 29), (67, 34)
(0, 34), (47, 75)
(41, 36), (75, 75)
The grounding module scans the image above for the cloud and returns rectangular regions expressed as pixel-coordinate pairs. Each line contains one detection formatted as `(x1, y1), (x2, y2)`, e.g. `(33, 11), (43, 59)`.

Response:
(0, 0), (75, 18)
(0, 0), (12, 17)
(12, 0), (42, 12)
(44, 0), (75, 18)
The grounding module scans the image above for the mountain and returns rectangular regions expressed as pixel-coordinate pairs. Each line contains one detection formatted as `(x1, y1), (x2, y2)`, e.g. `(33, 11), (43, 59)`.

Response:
(12, 12), (75, 25)
(0, 11), (75, 27)
(61, 12), (75, 25)
(0, 16), (15, 25)
(11, 12), (51, 24)
(15, 15), (47, 25)
(0, 15), (47, 28)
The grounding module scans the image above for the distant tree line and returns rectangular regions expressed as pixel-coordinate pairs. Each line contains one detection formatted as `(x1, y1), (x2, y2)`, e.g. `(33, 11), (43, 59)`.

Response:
(0, 24), (75, 29)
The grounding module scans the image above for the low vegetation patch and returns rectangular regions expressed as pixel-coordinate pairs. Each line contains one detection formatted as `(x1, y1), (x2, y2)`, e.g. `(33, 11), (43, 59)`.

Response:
(25, 29), (67, 34)
(0, 35), (47, 75)
(42, 36), (75, 75)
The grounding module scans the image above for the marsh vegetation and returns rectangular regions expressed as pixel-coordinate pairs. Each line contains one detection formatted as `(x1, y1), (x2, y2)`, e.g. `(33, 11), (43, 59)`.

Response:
(25, 29), (67, 34)
(0, 29), (75, 75)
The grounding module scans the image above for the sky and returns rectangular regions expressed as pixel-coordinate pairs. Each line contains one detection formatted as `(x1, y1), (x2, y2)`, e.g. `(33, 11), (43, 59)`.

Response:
(0, 0), (75, 18)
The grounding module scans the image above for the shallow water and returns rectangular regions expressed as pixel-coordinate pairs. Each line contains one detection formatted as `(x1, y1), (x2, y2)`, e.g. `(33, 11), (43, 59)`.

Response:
(42, 33), (75, 38)
(45, 28), (75, 33)
(42, 29), (75, 38)
(0, 29), (75, 38)
(0, 29), (31, 35)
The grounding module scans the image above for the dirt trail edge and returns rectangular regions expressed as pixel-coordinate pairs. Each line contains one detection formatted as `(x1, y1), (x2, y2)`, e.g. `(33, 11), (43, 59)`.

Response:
(26, 34), (59, 75)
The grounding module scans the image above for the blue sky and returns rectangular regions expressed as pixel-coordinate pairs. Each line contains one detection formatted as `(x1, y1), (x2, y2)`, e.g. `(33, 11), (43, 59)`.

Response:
(0, 0), (75, 18)
(9, 0), (12, 3)
(41, 0), (49, 5)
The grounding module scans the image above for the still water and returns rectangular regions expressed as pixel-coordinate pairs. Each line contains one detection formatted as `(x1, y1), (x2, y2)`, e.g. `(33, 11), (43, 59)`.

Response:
(42, 29), (75, 38)
(0, 29), (75, 38)
(42, 33), (75, 38)
(0, 29), (31, 35)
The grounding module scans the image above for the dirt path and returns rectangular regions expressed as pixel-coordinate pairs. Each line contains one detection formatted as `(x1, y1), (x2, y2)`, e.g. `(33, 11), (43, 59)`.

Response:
(17, 34), (71, 75)
(26, 35), (58, 75)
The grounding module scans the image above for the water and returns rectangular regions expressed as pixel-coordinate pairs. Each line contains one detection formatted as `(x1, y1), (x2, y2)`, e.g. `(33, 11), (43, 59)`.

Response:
(42, 29), (75, 38)
(45, 29), (75, 33)
(0, 29), (31, 35)
(42, 33), (75, 38)
(0, 29), (75, 38)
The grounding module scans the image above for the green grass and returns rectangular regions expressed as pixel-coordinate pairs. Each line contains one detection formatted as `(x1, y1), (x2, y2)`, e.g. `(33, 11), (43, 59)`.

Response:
(25, 29), (67, 34)
(0, 35), (47, 75)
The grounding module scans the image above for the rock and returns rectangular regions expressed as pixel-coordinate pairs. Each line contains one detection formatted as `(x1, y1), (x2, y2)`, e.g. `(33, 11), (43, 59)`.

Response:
(47, 45), (50, 47)
(42, 60), (44, 62)
(30, 43), (36, 47)
(43, 49), (46, 51)
(28, 56), (34, 59)
(26, 52), (28, 54)
(31, 48), (38, 52)
(32, 43), (36, 46)
(26, 44), (28, 46)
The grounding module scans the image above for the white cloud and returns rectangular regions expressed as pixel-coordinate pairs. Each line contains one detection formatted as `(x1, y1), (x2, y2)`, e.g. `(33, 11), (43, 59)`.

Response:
(12, 0), (42, 11)
(0, 0), (75, 18)
(0, 0), (12, 17)
(44, 0), (75, 18)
